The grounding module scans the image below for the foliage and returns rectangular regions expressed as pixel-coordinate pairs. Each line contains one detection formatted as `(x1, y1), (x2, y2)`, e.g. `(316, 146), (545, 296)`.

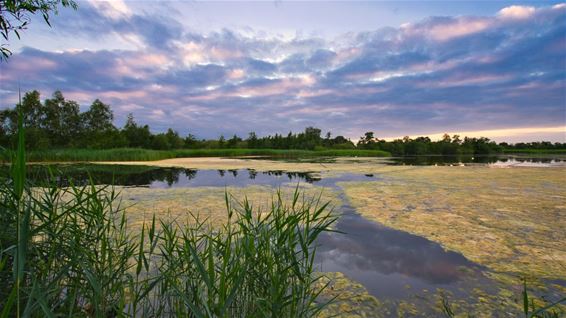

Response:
(0, 115), (338, 316)
(0, 147), (391, 162)
(1, 90), (563, 155)
(357, 132), (505, 156)
(501, 148), (566, 154)
(0, 0), (77, 60)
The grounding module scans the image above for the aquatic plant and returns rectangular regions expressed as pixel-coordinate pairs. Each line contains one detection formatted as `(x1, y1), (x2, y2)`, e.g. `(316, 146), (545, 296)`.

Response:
(441, 280), (566, 318)
(0, 111), (338, 317)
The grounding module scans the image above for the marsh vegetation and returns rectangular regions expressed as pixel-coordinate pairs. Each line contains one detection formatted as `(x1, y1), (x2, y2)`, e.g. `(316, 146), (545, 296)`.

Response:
(2, 2), (565, 317)
(0, 119), (341, 317)
(1, 90), (563, 162)
(3, 158), (565, 316)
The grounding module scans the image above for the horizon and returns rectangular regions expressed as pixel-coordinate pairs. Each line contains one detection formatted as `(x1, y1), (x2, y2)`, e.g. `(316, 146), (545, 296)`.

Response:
(1, 0), (565, 143)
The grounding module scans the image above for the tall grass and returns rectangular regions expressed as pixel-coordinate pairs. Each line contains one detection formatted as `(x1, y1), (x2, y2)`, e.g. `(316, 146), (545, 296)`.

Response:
(501, 148), (566, 155)
(0, 112), (338, 316)
(2, 147), (391, 162)
(15, 148), (175, 162)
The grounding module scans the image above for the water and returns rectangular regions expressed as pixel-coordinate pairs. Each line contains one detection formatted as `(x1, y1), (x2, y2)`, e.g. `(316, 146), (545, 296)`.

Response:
(13, 165), (317, 187)
(13, 163), (497, 306)
(384, 155), (566, 167)
(315, 196), (487, 299)
(250, 154), (566, 167)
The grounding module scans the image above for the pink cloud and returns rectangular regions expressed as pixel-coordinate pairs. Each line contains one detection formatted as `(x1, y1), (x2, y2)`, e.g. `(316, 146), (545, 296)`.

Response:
(428, 18), (491, 42)
(228, 68), (245, 80)
(498, 5), (536, 20)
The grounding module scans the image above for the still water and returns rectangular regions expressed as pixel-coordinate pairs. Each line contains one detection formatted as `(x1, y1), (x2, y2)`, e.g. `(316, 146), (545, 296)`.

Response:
(15, 164), (497, 306)
(252, 154), (566, 167)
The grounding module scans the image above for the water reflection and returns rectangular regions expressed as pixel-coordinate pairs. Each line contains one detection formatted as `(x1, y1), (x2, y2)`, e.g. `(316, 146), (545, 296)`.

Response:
(17, 165), (326, 188)
(315, 201), (482, 298)
(12, 164), (494, 303)
(257, 154), (566, 167)
(385, 155), (566, 166)
(149, 169), (325, 188)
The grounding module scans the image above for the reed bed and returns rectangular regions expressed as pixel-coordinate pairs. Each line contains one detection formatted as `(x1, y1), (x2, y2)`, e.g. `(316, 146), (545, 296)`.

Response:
(0, 168), (338, 317)
(1, 148), (391, 163)
(1, 111), (563, 317)
(0, 112), (339, 317)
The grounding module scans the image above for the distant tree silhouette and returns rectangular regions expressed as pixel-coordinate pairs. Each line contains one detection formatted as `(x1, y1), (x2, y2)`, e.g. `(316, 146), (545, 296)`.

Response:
(1, 89), (561, 154)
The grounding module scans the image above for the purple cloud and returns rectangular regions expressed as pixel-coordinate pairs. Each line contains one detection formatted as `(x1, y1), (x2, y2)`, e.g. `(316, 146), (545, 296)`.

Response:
(0, 2), (564, 142)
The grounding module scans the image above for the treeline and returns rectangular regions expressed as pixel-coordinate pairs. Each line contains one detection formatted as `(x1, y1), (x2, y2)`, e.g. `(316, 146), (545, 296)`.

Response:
(1, 90), (564, 155)
(499, 141), (566, 150)
(357, 132), (504, 156)
(0, 91), (356, 151)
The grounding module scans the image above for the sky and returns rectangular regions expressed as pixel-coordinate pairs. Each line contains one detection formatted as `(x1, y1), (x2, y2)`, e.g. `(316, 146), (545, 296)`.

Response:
(0, 0), (565, 142)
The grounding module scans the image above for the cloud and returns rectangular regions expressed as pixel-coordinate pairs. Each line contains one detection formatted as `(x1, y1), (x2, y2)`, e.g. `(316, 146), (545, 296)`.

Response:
(50, 1), (182, 50)
(0, 2), (564, 142)
(87, 0), (132, 20)
(498, 5), (535, 20)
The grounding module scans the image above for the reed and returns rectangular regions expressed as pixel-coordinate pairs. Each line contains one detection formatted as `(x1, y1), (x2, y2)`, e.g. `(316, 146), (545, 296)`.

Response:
(0, 112), (338, 317)
(2, 148), (391, 163)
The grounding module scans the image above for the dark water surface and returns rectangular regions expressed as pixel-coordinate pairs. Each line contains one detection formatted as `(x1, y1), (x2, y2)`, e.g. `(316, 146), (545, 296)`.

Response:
(385, 155), (566, 167)
(315, 197), (487, 299)
(14, 164), (496, 304)
(250, 154), (566, 167)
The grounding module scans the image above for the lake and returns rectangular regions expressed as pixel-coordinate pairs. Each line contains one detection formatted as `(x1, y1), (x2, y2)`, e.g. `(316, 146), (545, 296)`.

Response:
(8, 157), (566, 316)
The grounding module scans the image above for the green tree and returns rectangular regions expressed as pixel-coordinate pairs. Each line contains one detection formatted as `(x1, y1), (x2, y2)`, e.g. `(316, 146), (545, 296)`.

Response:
(357, 131), (377, 149)
(151, 133), (170, 150)
(247, 132), (258, 148)
(79, 99), (121, 148)
(452, 134), (461, 145)
(19, 90), (43, 128)
(0, 108), (16, 147)
(165, 128), (184, 149)
(227, 134), (242, 148)
(42, 91), (81, 147)
(331, 135), (355, 149)
(122, 113), (151, 148)
(1, 0), (77, 59)
(82, 99), (114, 132)
(184, 133), (200, 148)
(1, 90), (50, 148)
(302, 126), (321, 150)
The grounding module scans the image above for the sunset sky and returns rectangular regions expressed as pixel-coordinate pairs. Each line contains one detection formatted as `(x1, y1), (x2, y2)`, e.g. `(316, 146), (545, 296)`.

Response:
(0, 0), (565, 142)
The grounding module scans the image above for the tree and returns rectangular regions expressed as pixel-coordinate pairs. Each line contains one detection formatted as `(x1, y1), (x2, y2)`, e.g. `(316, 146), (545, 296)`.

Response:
(227, 134), (242, 148)
(83, 99), (114, 133)
(165, 128), (184, 149)
(19, 90), (43, 128)
(247, 132), (258, 148)
(19, 90), (50, 148)
(122, 113), (151, 148)
(1, 0), (77, 60)
(304, 127), (321, 140)
(184, 134), (199, 148)
(41, 91), (81, 147)
(452, 134), (461, 145)
(303, 126), (322, 149)
(151, 133), (170, 150)
(357, 131), (377, 149)
(331, 135), (355, 149)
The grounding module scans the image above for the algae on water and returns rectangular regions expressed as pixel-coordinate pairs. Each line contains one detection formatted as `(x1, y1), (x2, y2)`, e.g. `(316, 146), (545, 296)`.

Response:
(338, 166), (566, 280)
